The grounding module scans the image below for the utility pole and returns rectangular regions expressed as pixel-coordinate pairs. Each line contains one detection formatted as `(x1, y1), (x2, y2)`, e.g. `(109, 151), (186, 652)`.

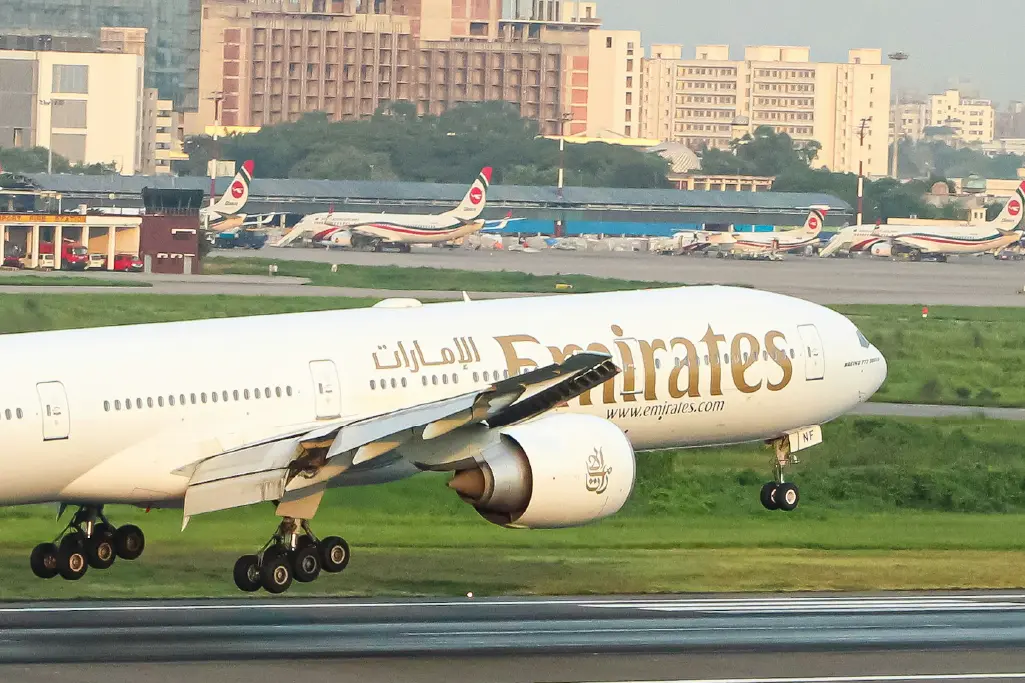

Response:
(857, 116), (872, 226)
(38, 99), (64, 174)
(207, 91), (224, 208)
(557, 112), (572, 199)
(888, 51), (909, 178)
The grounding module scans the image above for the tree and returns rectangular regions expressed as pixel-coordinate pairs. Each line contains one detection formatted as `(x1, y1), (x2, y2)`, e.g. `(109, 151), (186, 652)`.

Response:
(699, 126), (821, 177)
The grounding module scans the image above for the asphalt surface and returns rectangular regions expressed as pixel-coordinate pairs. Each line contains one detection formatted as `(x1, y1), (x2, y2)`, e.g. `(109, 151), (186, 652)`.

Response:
(6, 593), (1025, 680)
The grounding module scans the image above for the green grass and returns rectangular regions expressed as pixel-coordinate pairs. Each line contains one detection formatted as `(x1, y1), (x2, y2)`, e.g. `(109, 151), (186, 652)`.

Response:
(8, 416), (1025, 597)
(0, 275), (152, 287)
(0, 294), (378, 334)
(834, 304), (1025, 407)
(204, 256), (672, 293)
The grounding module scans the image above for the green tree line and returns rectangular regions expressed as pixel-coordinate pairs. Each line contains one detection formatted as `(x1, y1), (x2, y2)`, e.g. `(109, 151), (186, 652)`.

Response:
(0, 146), (118, 175)
(181, 102), (671, 189)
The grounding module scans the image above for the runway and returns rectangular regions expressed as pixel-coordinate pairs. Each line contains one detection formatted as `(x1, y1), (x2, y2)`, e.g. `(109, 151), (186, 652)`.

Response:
(6, 592), (1025, 679)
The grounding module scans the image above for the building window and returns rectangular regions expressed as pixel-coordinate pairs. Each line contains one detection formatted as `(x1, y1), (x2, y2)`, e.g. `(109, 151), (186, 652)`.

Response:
(52, 64), (88, 94)
(606, 37), (613, 48)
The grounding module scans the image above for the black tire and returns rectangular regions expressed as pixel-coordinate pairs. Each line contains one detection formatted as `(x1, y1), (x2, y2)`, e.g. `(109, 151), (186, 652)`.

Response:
(57, 535), (88, 581)
(114, 524), (145, 560)
(260, 555), (293, 594)
(86, 531), (117, 570)
(296, 534), (316, 550)
(759, 482), (779, 511)
(319, 536), (350, 573)
(233, 555), (262, 593)
(264, 543), (289, 561)
(776, 483), (800, 512)
(292, 544), (321, 583)
(30, 543), (59, 579)
(93, 522), (116, 539)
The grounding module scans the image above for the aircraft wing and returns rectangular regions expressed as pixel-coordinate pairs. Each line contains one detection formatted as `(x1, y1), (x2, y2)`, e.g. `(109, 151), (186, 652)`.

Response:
(175, 352), (619, 521)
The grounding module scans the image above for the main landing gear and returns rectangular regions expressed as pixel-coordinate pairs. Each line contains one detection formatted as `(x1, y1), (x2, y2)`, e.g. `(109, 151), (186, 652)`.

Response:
(759, 436), (801, 512)
(233, 517), (349, 594)
(30, 505), (145, 581)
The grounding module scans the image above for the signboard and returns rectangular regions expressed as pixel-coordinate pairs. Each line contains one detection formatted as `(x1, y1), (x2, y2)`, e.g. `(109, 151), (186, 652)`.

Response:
(0, 214), (84, 223)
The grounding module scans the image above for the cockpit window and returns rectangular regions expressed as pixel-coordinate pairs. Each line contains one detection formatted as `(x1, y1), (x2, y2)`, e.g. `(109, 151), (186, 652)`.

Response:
(856, 329), (871, 349)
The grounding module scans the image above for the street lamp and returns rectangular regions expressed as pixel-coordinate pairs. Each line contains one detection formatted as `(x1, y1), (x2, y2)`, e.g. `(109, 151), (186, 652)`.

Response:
(38, 98), (65, 174)
(888, 51), (909, 178)
(557, 112), (573, 199)
(857, 116), (872, 225)
(206, 91), (224, 208)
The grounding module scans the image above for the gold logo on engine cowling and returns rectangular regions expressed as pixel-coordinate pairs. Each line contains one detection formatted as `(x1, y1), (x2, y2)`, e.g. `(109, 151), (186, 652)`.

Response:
(586, 448), (612, 494)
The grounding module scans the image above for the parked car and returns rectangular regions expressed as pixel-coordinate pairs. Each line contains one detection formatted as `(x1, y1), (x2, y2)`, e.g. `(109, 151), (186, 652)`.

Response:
(112, 254), (144, 272)
(86, 253), (108, 270)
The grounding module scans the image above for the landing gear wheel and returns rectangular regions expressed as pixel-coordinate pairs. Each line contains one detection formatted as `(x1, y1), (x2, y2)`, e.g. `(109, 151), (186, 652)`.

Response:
(261, 555), (293, 594)
(57, 535), (88, 581)
(233, 555), (262, 592)
(292, 544), (322, 583)
(319, 536), (350, 573)
(759, 482), (779, 511)
(113, 524), (145, 560)
(86, 531), (116, 570)
(776, 483), (800, 512)
(30, 543), (59, 579)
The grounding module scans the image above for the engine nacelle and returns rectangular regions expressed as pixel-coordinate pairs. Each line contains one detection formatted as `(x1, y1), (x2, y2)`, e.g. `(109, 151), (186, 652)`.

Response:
(329, 229), (353, 247)
(870, 241), (892, 257)
(448, 414), (635, 529)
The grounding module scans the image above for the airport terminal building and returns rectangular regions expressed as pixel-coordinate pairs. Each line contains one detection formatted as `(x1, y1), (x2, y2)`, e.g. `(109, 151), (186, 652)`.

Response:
(22, 174), (852, 236)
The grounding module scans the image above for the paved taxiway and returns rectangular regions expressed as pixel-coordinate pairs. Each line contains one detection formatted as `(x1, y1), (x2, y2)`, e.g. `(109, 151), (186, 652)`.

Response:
(5, 593), (1025, 665)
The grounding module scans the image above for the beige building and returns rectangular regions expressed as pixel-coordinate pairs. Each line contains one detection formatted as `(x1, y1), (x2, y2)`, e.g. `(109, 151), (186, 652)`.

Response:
(891, 101), (929, 141)
(141, 88), (189, 175)
(0, 41), (145, 173)
(927, 89), (994, 143)
(640, 45), (891, 176)
(188, 0), (638, 138)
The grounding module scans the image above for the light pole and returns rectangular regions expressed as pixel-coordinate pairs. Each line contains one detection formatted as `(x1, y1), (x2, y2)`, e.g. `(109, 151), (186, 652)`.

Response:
(207, 91), (224, 208)
(857, 116), (872, 226)
(557, 112), (572, 199)
(888, 51), (909, 178)
(38, 98), (64, 174)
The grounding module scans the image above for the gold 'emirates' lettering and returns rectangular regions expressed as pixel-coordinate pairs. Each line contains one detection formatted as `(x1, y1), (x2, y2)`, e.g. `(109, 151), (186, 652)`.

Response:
(494, 325), (794, 405)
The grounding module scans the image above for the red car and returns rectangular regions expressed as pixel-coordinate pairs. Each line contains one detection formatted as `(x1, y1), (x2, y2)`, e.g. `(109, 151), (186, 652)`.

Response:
(112, 254), (144, 272)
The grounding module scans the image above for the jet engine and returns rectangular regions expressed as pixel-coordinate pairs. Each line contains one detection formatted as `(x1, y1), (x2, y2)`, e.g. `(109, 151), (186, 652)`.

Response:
(329, 229), (354, 248)
(447, 414), (635, 529)
(870, 242), (892, 257)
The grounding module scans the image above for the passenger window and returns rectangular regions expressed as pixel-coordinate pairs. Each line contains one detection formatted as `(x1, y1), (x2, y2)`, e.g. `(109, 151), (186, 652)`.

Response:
(158, 396), (164, 408)
(504, 370), (509, 379)
(390, 378), (397, 389)
(453, 374), (459, 384)
(275, 387), (282, 398)
(442, 374), (449, 385)
(136, 398), (143, 410)
(114, 400), (121, 411)
(169, 395), (176, 406)
(370, 380), (376, 390)
(147, 397), (154, 408)
(473, 372), (479, 382)
(103, 401), (110, 412)
(483, 371), (490, 381)
(432, 375), (438, 385)
(703, 355), (709, 364)
(125, 399), (132, 411)
(16, 408), (22, 419)
(742, 353), (749, 364)
(212, 392), (218, 403)
(763, 351), (768, 361)
(180, 394), (186, 405)
(222, 391), (229, 402)
(401, 377), (407, 388)
(201, 393), (208, 404)
(655, 358), (661, 370)
(265, 386), (271, 397)
(244, 389), (250, 400)
(790, 349), (796, 359)
(233, 390), (240, 401)
(190, 393), (196, 405)
(724, 355), (730, 364)
(380, 379), (387, 390)
(255, 388), (261, 399)
(286, 386), (293, 397)
(421, 375), (428, 386)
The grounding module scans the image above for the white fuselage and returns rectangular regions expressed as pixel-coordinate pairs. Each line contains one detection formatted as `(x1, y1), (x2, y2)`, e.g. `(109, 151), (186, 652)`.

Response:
(728, 230), (819, 254)
(830, 224), (1021, 256)
(303, 212), (483, 246)
(0, 287), (885, 508)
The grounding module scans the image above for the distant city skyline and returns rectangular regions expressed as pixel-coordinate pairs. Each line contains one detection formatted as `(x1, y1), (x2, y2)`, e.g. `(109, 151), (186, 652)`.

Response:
(602, 0), (1022, 106)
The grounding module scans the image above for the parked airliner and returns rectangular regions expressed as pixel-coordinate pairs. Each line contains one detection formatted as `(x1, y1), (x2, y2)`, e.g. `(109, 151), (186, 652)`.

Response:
(273, 167), (492, 252)
(717, 207), (829, 259)
(5, 287), (885, 593)
(820, 181), (1025, 260)
(200, 160), (254, 229)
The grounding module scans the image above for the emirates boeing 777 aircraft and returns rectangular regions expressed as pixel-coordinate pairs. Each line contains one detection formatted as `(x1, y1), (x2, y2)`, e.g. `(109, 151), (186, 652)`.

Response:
(5, 287), (885, 592)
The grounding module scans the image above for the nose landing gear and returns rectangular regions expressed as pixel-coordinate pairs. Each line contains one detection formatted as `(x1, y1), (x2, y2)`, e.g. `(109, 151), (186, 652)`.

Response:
(233, 517), (349, 594)
(30, 506), (146, 581)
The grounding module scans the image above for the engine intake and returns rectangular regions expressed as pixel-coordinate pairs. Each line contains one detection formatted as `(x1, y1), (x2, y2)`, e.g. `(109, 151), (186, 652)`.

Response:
(448, 413), (635, 529)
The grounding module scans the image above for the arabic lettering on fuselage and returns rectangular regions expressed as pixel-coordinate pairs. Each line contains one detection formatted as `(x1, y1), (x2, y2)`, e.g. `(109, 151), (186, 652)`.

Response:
(494, 324), (794, 405)
(372, 337), (481, 372)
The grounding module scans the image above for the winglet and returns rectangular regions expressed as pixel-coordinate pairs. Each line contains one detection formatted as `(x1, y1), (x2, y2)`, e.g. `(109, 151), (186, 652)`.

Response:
(481, 166), (493, 183)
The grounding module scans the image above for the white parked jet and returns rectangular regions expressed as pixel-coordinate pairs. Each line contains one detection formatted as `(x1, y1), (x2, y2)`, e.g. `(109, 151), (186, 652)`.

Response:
(200, 160), (254, 229)
(6, 287), (885, 592)
(718, 207), (828, 259)
(820, 181), (1025, 261)
(275, 167), (492, 252)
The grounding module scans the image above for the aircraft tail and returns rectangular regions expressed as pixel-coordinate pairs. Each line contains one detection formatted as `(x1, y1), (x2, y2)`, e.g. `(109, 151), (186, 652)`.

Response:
(210, 160), (254, 217)
(444, 167), (492, 222)
(801, 206), (828, 235)
(991, 180), (1025, 232)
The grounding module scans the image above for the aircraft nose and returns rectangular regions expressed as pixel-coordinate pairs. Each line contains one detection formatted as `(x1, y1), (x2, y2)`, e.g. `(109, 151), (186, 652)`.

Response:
(865, 345), (887, 399)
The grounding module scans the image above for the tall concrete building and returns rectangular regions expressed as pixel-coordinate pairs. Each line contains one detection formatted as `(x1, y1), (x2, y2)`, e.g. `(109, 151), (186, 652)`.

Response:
(189, 0), (638, 138)
(0, 37), (145, 173)
(0, 0), (201, 110)
(927, 89), (994, 143)
(640, 45), (891, 176)
(141, 88), (189, 175)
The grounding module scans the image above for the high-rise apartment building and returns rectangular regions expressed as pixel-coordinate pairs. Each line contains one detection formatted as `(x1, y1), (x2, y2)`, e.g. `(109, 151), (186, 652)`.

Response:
(0, 39), (145, 173)
(891, 101), (929, 141)
(641, 45), (891, 176)
(0, 0), (201, 110)
(926, 89), (994, 143)
(141, 88), (189, 175)
(189, 0), (637, 139)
